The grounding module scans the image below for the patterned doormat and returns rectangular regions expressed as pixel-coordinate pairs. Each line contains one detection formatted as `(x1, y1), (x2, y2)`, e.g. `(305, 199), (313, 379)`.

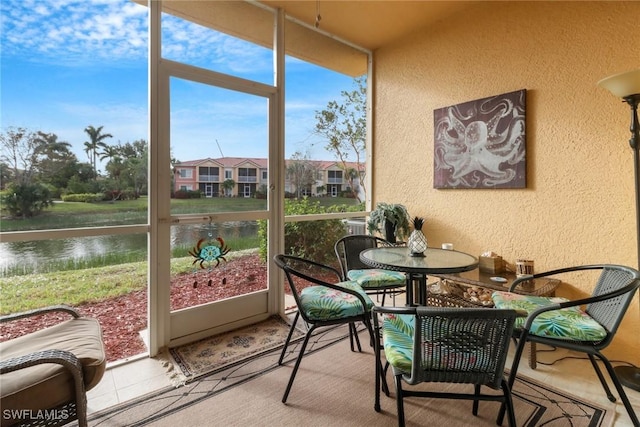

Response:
(167, 315), (303, 383)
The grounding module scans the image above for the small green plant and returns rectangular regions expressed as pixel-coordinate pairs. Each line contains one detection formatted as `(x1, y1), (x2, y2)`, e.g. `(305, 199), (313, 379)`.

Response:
(367, 202), (411, 242)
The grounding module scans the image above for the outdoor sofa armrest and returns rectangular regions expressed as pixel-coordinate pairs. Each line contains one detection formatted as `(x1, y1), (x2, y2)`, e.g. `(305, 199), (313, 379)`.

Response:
(0, 305), (80, 323)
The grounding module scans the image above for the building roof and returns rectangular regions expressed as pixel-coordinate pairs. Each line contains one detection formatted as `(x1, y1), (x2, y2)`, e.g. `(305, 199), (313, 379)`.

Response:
(174, 157), (364, 171)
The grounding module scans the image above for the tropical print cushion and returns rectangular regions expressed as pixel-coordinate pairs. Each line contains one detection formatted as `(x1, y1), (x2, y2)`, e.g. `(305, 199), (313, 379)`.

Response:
(299, 281), (374, 321)
(381, 313), (414, 372)
(381, 313), (488, 373)
(347, 269), (406, 289)
(491, 291), (607, 341)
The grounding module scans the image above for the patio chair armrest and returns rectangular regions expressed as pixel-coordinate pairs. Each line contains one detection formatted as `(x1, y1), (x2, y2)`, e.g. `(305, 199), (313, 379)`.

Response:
(521, 279), (638, 329)
(553, 280), (640, 311)
(0, 305), (80, 323)
(1, 349), (88, 427)
(508, 264), (614, 292)
(508, 275), (535, 292)
(279, 256), (343, 285)
(0, 349), (83, 377)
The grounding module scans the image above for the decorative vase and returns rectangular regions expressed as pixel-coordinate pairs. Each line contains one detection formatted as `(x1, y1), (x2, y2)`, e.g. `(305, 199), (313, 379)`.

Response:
(408, 216), (427, 257)
(384, 221), (397, 244)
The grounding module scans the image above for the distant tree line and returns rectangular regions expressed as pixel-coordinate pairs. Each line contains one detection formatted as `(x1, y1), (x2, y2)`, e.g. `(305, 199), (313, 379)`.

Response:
(0, 125), (148, 218)
(0, 76), (367, 218)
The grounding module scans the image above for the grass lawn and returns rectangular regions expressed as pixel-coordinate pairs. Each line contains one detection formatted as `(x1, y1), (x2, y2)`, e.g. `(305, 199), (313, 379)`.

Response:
(1, 196), (362, 231)
(0, 251), (257, 314)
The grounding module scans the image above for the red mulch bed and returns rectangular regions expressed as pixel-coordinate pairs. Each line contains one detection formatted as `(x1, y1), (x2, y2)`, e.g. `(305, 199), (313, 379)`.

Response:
(0, 254), (269, 362)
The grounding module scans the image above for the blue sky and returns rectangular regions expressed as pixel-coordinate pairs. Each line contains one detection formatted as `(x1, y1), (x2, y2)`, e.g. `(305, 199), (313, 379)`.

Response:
(1, 0), (356, 168)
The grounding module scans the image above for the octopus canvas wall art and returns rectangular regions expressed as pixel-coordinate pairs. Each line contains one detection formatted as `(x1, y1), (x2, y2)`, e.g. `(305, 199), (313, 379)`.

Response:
(433, 89), (526, 189)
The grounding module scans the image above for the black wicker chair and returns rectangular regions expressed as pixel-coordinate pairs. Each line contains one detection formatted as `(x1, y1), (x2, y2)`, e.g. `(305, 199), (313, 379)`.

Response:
(335, 235), (406, 306)
(492, 264), (640, 426)
(373, 305), (522, 427)
(0, 306), (106, 427)
(275, 254), (375, 404)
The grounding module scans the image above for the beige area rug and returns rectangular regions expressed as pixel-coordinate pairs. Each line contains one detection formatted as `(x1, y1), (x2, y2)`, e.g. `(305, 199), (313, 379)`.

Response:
(86, 326), (614, 427)
(167, 315), (303, 383)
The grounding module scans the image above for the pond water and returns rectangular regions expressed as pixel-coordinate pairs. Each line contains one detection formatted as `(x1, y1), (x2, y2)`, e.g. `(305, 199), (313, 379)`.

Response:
(0, 221), (258, 275)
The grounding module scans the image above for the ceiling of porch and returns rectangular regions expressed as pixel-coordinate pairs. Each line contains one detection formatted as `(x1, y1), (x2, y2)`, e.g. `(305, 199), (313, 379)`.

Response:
(153, 1), (475, 76)
(258, 1), (474, 51)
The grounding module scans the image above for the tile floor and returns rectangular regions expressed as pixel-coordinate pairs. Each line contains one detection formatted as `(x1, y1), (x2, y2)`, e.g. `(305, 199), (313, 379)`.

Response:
(86, 354), (172, 414)
(87, 293), (640, 426)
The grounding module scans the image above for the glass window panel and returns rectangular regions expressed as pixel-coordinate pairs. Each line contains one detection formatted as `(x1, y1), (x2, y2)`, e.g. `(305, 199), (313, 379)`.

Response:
(170, 222), (265, 311)
(161, 2), (273, 85)
(282, 217), (350, 269)
(170, 77), (268, 212)
(284, 56), (366, 208)
(281, 217), (362, 314)
(0, 234), (149, 363)
(1, 1), (149, 230)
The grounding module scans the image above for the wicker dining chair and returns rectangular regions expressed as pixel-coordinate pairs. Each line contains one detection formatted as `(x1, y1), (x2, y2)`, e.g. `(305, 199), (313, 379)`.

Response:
(0, 306), (106, 427)
(491, 264), (640, 426)
(274, 254), (376, 404)
(372, 305), (522, 427)
(335, 235), (407, 306)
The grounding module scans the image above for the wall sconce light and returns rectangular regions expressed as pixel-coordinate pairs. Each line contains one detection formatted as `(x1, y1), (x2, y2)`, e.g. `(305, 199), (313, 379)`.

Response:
(598, 68), (640, 393)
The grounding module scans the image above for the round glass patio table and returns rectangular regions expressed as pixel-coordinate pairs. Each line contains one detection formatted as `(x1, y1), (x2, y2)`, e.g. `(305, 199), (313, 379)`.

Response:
(359, 246), (478, 306)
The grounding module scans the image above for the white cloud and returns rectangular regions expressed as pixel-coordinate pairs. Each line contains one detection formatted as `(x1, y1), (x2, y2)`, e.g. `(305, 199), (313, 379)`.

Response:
(1, 0), (272, 75)
(1, 0), (355, 162)
(1, 0), (148, 66)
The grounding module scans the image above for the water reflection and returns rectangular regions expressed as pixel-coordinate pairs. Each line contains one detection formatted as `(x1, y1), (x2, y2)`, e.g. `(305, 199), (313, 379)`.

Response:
(0, 221), (258, 274)
(171, 221), (257, 246)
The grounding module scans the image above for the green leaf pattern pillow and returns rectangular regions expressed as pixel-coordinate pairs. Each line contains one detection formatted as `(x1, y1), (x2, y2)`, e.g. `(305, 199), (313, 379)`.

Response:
(347, 269), (406, 289)
(381, 313), (415, 372)
(491, 291), (607, 341)
(299, 281), (374, 321)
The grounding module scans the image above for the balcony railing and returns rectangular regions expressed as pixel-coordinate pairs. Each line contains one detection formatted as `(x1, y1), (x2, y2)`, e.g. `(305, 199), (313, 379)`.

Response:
(327, 178), (343, 184)
(238, 176), (257, 183)
(199, 175), (220, 182)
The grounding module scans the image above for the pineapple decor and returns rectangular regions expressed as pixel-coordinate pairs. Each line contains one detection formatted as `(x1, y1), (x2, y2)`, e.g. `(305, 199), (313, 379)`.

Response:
(408, 216), (428, 257)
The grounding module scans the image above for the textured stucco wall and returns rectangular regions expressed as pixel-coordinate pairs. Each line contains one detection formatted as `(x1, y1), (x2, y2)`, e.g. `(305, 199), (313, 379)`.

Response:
(373, 1), (639, 359)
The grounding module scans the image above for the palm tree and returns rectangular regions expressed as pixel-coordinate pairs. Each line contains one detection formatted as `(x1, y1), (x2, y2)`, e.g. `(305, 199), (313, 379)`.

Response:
(83, 125), (113, 178)
(34, 132), (77, 190)
(99, 144), (120, 164)
(221, 179), (236, 197)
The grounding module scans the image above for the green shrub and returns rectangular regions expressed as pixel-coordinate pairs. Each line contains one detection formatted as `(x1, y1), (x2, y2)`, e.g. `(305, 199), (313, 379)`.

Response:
(0, 182), (54, 218)
(61, 193), (102, 203)
(258, 197), (347, 265)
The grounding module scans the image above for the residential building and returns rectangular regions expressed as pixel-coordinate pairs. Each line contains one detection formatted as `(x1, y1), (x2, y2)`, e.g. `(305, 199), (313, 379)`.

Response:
(173, 157), (364, 199)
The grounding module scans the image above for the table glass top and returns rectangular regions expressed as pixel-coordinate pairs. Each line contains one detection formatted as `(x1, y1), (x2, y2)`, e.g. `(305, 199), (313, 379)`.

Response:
(360, 246), (478, 274)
